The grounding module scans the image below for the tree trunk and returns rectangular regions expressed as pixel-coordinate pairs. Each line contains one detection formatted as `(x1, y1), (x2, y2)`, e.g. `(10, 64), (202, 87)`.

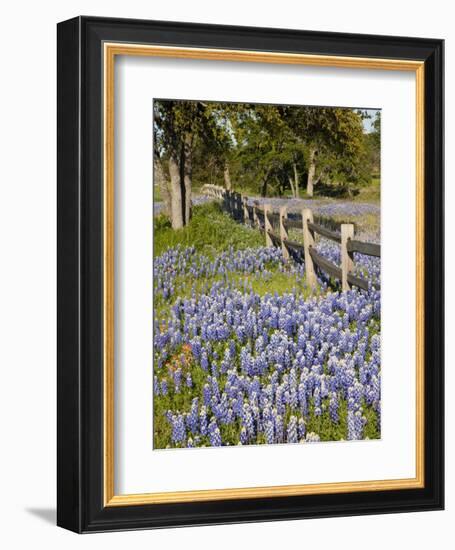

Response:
(223, 161), (232, 191)
(288, 175), (295, 198)
(183, 133), (192, 225)
(154, 154), (171, 217)
(261, 169), (271, 197)
(277, 176), (286, 196)
(306, 148), (317, 197)
(168, 154), (184, 229)
(293, 161), (300, 198)
(261, 176), (268, 197)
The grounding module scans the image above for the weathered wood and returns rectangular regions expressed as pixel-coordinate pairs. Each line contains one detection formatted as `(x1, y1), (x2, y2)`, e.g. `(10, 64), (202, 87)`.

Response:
(347, 272), (370, 291)
(308, 222), (341, 243)
(347, 239), (381, 257)
(268, 212), (280, 226)
(256, 208), (265, 221)
(309, 247), (342, 280)
(264, 204), (273, 247)
(242, 196), (249, 225)
(237, 193), (243, 219)
(253, 204), (259, 228)
(303, 208), (317, 289)
(284, 218), (303, 230)
(279, 206), (289, 260)
(283, 239), (305, 254)
(267, 229), (282, 246)
(341, 223), (355, 291)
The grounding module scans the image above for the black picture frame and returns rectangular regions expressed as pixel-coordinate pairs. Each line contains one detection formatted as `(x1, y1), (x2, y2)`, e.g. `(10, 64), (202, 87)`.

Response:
(57, 16), (444, 533)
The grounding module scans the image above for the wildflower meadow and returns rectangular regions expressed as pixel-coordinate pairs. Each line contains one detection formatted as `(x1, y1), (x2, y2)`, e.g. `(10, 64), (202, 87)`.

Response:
(153, 201), (381, 449)
(153, 99), (381, 449)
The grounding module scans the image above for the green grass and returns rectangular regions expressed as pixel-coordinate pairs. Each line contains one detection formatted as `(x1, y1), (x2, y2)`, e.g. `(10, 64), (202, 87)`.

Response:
(234, 270), (309, 297)
(153, 184), (162, 202)
(154, 202), (264, 257)
(353, 177), (380, 203)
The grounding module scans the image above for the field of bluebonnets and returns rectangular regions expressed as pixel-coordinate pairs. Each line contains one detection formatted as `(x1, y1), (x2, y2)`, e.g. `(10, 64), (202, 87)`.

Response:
(153, 198), (381, 449)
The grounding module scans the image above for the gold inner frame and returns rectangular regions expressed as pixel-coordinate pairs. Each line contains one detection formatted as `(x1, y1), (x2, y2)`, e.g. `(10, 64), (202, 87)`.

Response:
(103, 43), (425, 507)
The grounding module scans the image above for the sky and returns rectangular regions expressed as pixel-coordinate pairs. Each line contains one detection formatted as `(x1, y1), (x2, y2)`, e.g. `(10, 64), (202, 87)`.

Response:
(362, 109), (380, 133)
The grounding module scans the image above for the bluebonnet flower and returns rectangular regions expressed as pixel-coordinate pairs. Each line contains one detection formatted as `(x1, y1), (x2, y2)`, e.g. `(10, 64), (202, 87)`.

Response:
(202, 384), (211, 407)
(347, 410), (357, 440)
(174, 368), (182, 393)
(208, 419), (222, 447)
(287, 416), (298, 443)
(200, 350), (209, 371)
(274, 412), (284, 444)
(264, 420), (274, 445)
(240, 426), (248, 445)
(298, 383), (308, 417)
(329, 392), (339, 423)
(153, 376), (160, 396)
(242, 406), (255, 439)
(298, 418), (306, 440)
(186, 397), (199, 434)
(171, 414), (186, 444)
(199, 406), (208, 436)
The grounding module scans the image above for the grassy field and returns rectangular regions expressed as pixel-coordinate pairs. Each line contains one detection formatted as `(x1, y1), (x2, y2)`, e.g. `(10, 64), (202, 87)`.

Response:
(154, 202), (264, 257)
(353, 177), (380, 203)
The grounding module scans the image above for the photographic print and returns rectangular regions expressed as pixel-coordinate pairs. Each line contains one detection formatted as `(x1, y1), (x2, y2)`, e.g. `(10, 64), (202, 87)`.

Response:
(153, 99), (381, 449)
(58, 18), (444, 532)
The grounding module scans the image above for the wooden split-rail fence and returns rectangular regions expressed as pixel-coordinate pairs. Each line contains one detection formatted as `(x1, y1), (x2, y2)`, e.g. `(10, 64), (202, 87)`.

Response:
(201, 184), (380, 292)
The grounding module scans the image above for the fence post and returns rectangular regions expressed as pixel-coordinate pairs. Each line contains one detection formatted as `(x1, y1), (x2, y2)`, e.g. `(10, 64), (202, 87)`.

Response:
(253, 203), (259, 228)
(242, 196), (249, 225)
(279, 206), (289, 261)
(235, 192), (241, 221)
(264, 204), (273, 247)
(302, 208), (317, 289)
(341, 224), (355, 292)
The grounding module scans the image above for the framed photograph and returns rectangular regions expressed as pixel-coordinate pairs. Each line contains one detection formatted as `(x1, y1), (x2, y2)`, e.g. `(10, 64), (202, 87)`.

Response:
(57, 16), (444, 533)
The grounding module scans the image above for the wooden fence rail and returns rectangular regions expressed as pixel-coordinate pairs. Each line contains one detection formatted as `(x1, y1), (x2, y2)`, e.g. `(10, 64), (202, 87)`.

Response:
(284, 218), (305, 230)
(307, 222), (341, 244)
(347, 239), (381, 257)
(201, 184), (380, 292)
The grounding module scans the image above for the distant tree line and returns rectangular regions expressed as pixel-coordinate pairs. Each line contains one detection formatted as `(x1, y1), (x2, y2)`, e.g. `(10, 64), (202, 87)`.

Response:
(154, 100), (380, 229)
